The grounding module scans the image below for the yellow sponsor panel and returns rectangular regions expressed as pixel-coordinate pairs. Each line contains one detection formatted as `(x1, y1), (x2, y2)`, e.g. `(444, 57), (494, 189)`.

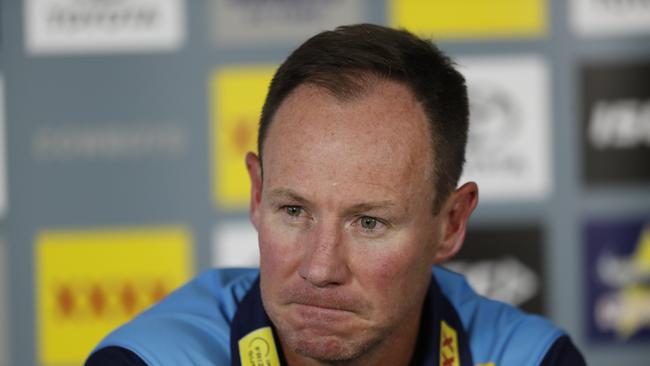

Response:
(389, 0), (546, 39)
(440, 320), (460, 366)
(210, 66), (276, 209)
(238, 326), (281, 366)
(35, 226), (193, 366)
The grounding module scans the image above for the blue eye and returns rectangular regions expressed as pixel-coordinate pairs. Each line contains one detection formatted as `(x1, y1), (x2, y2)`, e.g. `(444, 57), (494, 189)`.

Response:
(285, 206), (302, 217)
(360, 216), (378, 230)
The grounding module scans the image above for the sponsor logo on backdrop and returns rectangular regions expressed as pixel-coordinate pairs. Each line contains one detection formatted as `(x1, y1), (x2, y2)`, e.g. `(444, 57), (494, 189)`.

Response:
(212, 221), (259, 268)
(0, 76), (6, 218)
(589, 99), (650, 149)
(444, 226), (544, 314)
(582, 62), (650, 184)
(25, 0), (185, 55)
(210, 66), (275, 209)
(459, 56), (551, 201)
(36, 226), (192, 365)
(571, 0), (650, 36)
(211, 0), (364, 44)
(445, 257), (539, 308)
(31, 123), (189, 161)
(586, 217), (650, 342)
(389, 0), (546, 39)
(0, 240), (8, 366)
(51, 278), (169, 320)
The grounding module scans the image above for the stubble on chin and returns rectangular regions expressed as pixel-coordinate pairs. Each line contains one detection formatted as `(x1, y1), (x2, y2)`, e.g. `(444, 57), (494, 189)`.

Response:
(264, 297), (380, 363)
(278, 324), (381, 364)
(260, 277), (391, 363)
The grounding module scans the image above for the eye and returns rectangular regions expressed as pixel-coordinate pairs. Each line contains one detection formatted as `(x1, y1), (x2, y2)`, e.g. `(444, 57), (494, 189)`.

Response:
(360, 216), (378, 230)
(355, 216), (389, 236)
(284, 206), (303, 217)
(278, 205), (311, 226)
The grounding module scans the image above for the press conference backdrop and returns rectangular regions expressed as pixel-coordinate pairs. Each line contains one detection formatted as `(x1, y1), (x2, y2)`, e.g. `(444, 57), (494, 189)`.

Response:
(2, 1), (649, 365)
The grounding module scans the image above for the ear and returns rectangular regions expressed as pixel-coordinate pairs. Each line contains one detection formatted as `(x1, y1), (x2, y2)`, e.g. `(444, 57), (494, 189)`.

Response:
(432, 182), (479, 264)
(245, 152), (263, 230)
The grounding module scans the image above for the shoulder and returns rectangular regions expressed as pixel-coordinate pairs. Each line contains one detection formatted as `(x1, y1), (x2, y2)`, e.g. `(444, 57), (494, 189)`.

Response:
(87, 268), (260, 366)
(432, 266), (583, 366)
(538, 335), (586, 366)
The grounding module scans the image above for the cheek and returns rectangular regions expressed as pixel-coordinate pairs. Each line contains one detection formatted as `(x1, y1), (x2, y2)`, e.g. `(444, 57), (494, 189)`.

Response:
(363, 249), (408, 282)
(258, 220), (302, 277)
(351, 238), (433, 308)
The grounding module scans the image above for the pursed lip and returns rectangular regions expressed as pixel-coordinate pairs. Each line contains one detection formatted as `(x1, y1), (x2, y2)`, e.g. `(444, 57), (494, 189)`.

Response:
(290, 302), (356, 315)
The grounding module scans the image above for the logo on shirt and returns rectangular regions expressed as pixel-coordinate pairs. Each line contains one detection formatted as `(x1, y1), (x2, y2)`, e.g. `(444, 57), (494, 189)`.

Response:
(238, 326), (281, 366)
(440, 321), (460, 366)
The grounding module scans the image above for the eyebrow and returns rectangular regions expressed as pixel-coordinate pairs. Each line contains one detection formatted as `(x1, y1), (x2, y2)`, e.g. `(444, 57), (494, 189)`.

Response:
(267, 188), (311, 205)
(344, 201), (397, 213)
(267, 188), (398, 214)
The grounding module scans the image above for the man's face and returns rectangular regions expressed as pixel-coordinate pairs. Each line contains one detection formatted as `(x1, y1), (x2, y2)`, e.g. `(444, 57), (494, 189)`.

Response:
(248, 80), (447, 363)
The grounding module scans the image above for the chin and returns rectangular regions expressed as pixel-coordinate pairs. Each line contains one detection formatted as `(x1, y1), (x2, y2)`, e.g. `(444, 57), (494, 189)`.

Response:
(264, 305), (368, 362)
(271, 305), (378, 362)
(284, 330), (373, 363)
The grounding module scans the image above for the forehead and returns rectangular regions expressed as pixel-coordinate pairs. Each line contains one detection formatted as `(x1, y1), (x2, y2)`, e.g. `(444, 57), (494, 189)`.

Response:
(262, 80), (434, 200)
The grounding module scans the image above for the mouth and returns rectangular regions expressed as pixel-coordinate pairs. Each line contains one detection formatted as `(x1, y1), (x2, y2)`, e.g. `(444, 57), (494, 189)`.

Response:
(293, 302), (353, 312)
(277, 287), (365, 320)
(290, 302), (356, 320)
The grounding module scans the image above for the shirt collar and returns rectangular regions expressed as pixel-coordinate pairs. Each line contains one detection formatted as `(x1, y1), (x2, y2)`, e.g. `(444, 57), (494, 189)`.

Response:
(230, 272), (473, 366)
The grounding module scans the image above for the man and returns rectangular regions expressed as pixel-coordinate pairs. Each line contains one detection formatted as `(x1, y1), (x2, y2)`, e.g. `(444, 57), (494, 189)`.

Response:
(86, 24), (585, 365)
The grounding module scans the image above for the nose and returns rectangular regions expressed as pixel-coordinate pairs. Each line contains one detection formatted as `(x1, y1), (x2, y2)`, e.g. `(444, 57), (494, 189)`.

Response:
(297, 219), (351, 287)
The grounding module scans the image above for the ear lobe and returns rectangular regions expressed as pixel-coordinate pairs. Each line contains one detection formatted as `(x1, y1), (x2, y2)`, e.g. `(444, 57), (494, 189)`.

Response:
(432, 182), (479, 264)
(245, 152), (263, 229)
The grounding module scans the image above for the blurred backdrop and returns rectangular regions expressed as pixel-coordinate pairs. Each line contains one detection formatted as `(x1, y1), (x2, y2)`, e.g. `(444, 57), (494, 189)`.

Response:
(1, 0), (650, 365)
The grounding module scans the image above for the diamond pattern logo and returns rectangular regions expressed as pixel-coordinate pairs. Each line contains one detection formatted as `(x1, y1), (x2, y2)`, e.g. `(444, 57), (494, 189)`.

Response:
(210, 66), (275, 209)
(35, 225), (193, 365)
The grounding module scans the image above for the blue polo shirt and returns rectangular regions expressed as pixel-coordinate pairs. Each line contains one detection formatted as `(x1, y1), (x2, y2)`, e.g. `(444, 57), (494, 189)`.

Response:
(86, 267), (585, 365)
